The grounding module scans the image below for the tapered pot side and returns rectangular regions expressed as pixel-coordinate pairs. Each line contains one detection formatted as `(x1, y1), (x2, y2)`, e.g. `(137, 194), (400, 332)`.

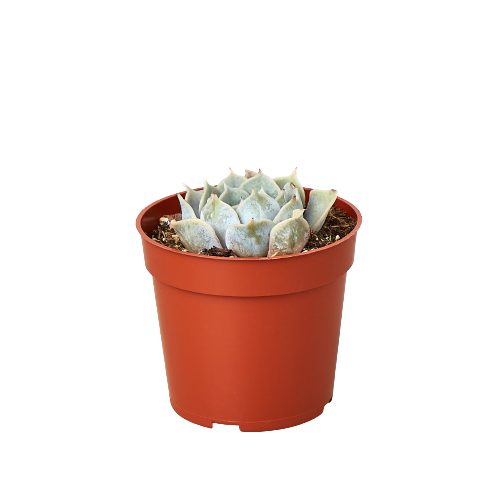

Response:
(137, 188), (362, 431)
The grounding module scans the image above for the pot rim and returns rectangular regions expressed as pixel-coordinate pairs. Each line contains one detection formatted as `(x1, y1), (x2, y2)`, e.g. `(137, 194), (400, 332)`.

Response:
(136, 189), (362, 261)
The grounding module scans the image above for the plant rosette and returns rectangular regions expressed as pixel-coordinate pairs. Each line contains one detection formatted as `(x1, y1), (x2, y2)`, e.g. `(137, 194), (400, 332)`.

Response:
(171, 169), (338, 257)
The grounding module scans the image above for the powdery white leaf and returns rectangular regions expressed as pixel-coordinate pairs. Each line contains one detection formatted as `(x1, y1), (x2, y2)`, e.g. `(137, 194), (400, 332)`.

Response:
(304, 189), (338, 232)
(240, 170), (281, 198)
(226, 218), (275, 257)
(199, 179), (223, 214)
(236, 188), (280, 224)
(170, 219), (222, 254)
(274, 168), (306, 205)
(268, 209), (310, 257)
(273, 195), (303, 224)
(219, 184), (249, 207)
(217, 167), (246, 190)
(275, 189), (286, 208)
(200, 194), (240, 248)
(177, 194), (197, 220)
(182, 183), (204, 218)
(283, 182), (301, 204)
(217, 167), (246, 193)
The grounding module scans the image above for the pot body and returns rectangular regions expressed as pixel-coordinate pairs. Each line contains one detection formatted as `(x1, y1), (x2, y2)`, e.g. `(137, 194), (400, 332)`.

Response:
(137, 189), (361, 431)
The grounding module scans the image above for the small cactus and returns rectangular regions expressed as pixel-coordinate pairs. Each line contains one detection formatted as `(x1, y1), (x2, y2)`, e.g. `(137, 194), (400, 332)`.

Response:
(173, 169), (339, 257)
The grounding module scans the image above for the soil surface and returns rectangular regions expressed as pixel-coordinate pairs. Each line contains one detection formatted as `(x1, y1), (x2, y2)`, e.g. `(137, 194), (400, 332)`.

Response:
(149, 205), (356, 257)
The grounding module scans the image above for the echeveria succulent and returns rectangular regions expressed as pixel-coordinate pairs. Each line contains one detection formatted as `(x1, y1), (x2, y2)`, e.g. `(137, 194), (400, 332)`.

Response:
(174, 169), (338, 257)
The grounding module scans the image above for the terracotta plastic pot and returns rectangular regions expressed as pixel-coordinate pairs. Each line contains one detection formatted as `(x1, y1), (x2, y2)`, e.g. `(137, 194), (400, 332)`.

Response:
(137, 188), (362, 431)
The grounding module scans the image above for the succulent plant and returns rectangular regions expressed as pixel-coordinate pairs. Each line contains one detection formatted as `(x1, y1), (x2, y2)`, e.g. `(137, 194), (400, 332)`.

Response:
(171, 169), (338, 257)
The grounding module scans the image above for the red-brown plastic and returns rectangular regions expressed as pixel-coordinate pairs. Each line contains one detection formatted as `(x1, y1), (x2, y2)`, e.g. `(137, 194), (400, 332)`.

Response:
(137, 188), (362, 431)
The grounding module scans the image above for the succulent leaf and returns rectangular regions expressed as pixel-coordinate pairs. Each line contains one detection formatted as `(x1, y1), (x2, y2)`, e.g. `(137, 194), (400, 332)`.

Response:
(182, 183), (204, 218)
(283, 182), (300, 204)
(275, 189), (286, 208)
(236, 188), (280, 224)
(170, 219), (222, 253)
(268, 209), (310, 257)
(214, 185), (223, 196)
(219, 184), (249, 207)
(177, 194), (197, 220)
(226, 218), (275, 257)
(200, 194), (240, 248)
(274, 168), (306, 205)
(199, 179), (223, 214)
(240, 170), (281, 198)
(304, 189), (338, 232)
(218, 168), (246, 188)
(273, 195), (303, 224)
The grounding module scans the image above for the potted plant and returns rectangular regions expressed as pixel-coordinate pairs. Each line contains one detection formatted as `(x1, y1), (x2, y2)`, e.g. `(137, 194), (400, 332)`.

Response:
(136, 169), (362, 431)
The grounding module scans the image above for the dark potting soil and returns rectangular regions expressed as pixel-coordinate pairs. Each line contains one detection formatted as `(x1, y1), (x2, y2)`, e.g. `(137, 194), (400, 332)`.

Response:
(149, 205), (356, 257)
